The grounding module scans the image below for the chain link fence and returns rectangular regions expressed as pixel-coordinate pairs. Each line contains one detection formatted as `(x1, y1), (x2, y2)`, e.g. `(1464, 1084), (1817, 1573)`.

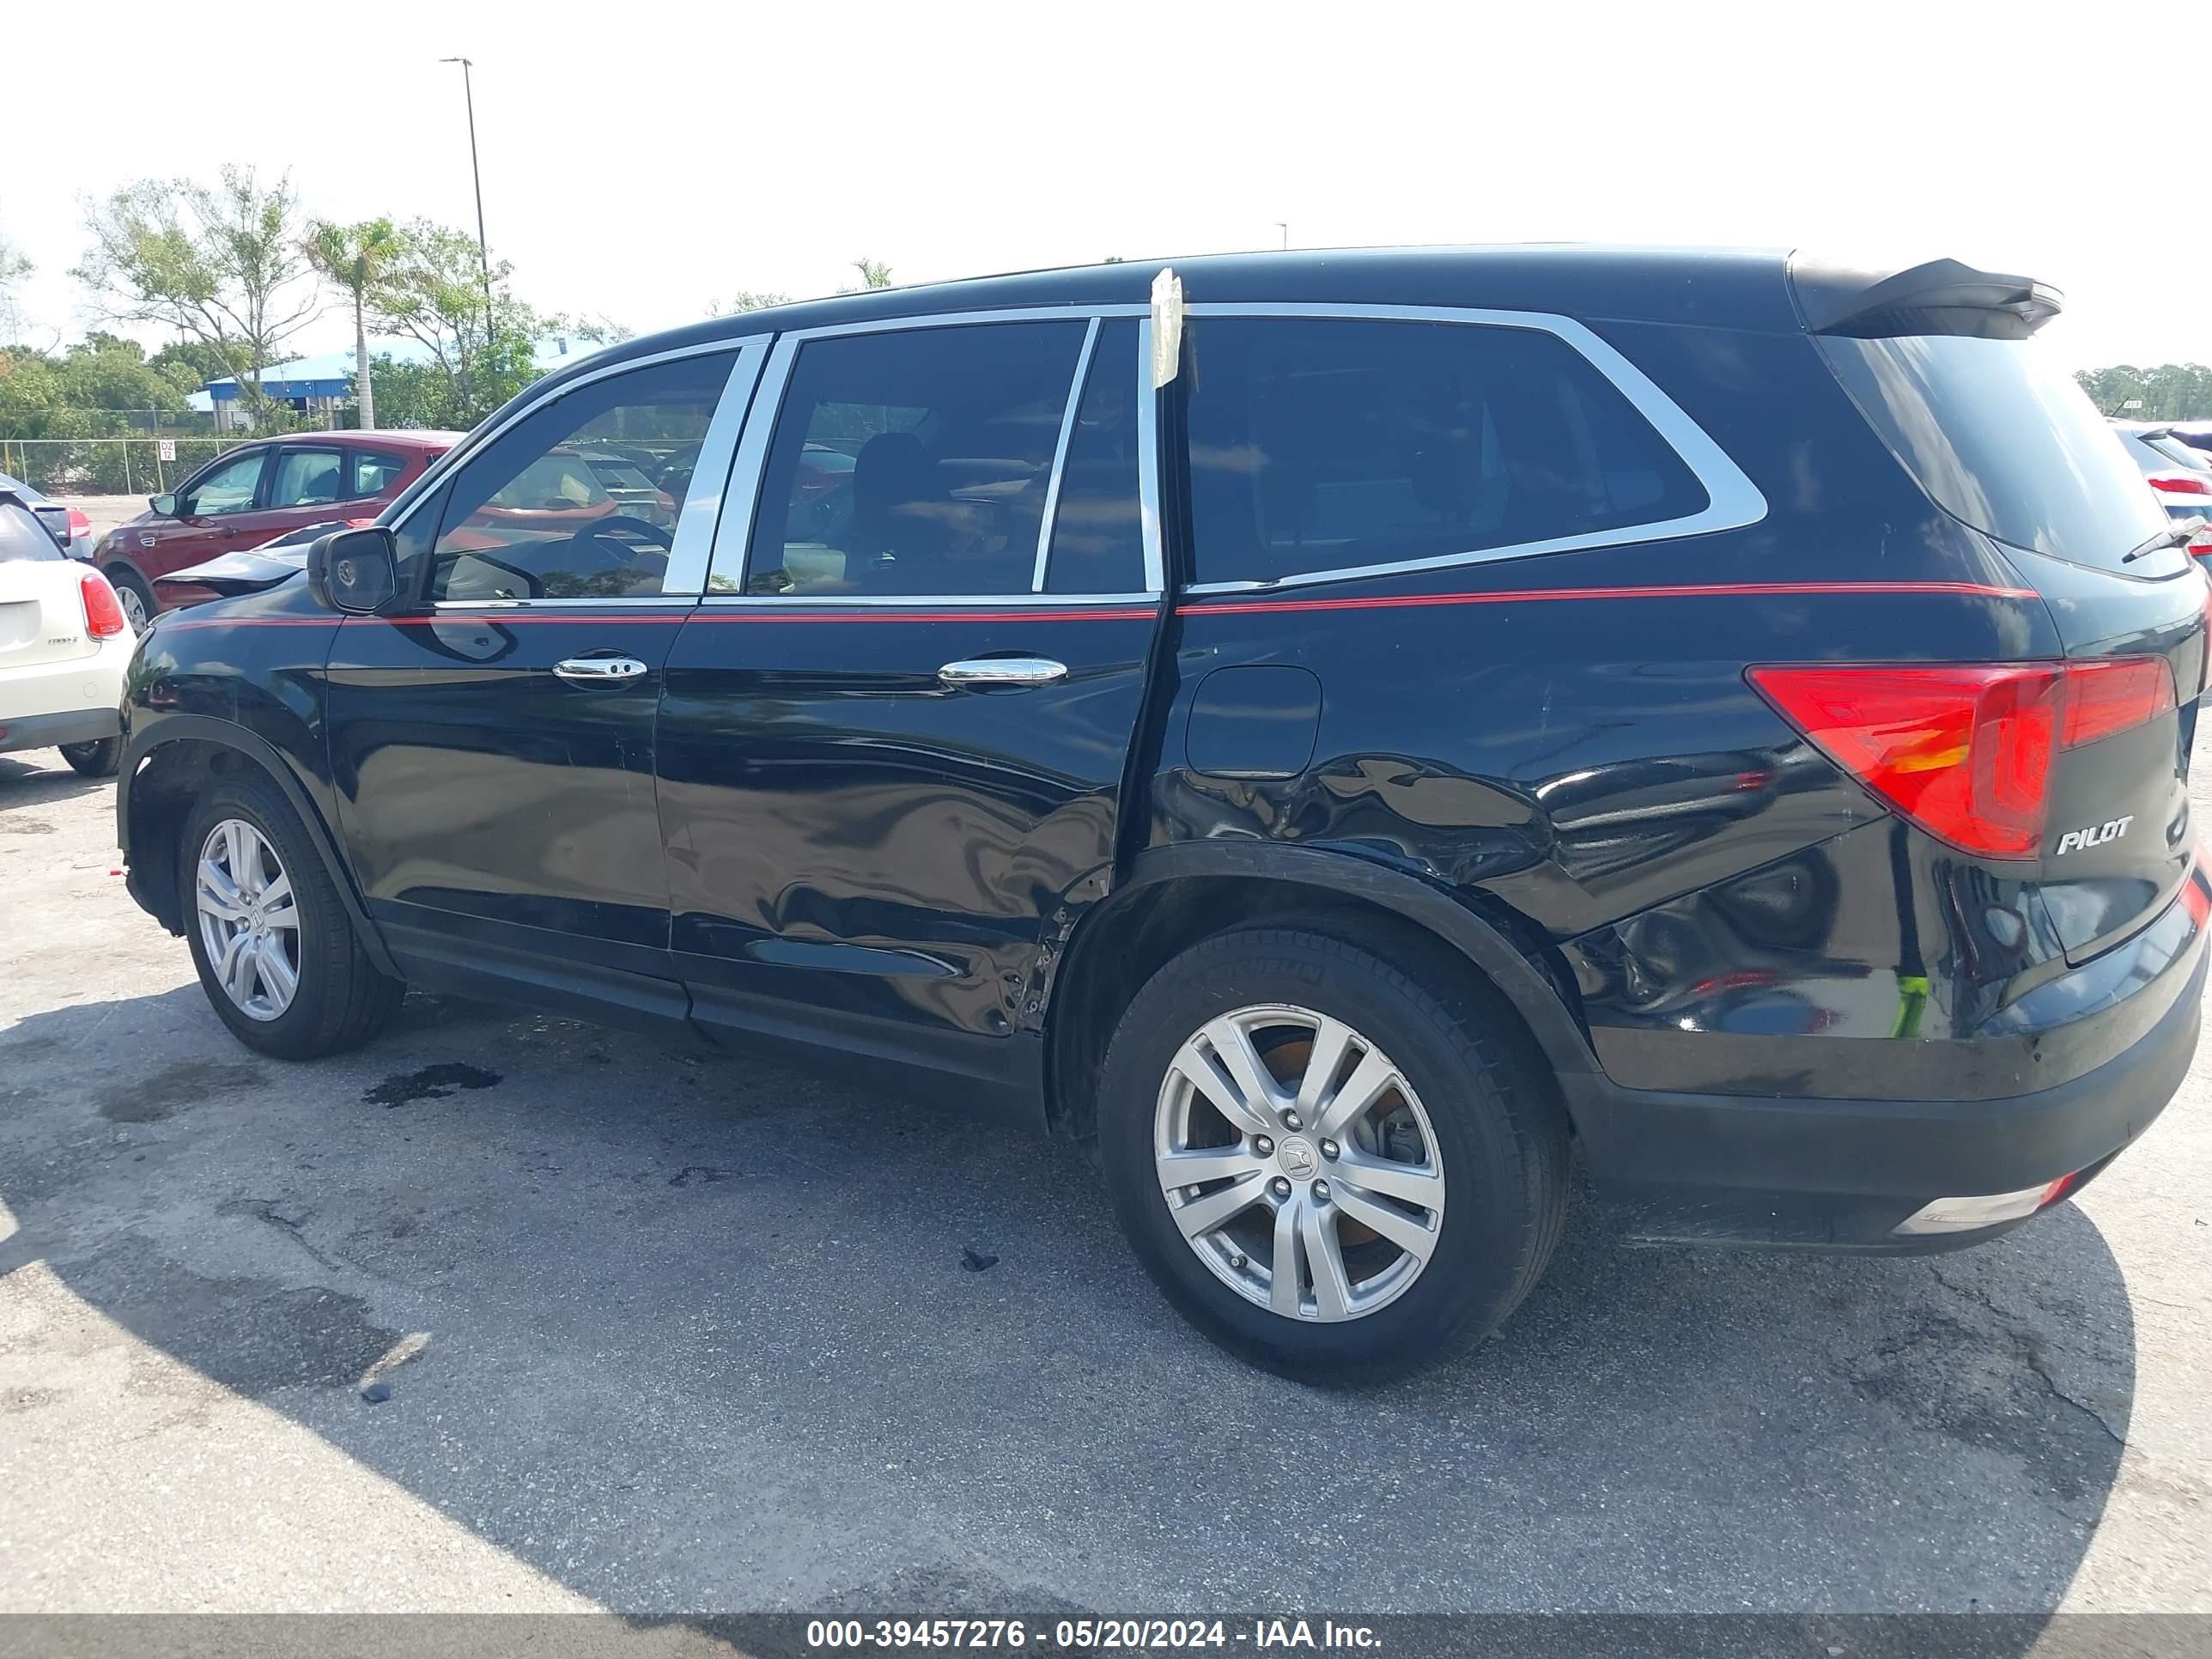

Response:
(0, 435), (261, 495)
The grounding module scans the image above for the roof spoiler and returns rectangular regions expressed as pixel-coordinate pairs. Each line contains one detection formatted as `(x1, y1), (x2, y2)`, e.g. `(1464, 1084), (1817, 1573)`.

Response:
(1790, 254), (2063, 341)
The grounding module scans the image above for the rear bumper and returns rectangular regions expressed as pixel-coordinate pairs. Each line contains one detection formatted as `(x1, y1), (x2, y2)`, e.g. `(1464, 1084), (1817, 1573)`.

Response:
(0, 705), (122, 756)
(1565, 924), (2204, 1249)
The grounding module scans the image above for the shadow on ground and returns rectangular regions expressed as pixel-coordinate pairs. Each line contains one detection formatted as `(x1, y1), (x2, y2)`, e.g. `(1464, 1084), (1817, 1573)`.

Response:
(0, 755), (114, 815)
(0, 981), (2135, 1623)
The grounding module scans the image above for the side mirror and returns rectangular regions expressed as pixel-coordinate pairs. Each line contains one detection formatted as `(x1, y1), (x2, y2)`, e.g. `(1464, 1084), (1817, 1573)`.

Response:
(31, 503), (70, 550)
(307, 525), (399, 615)
(149, 493), (179, 518)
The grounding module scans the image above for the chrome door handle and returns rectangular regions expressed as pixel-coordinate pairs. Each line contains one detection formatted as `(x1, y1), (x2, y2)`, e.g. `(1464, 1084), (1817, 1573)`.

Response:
(553, 655), (650, 684)
(938, 656), (1068, 688)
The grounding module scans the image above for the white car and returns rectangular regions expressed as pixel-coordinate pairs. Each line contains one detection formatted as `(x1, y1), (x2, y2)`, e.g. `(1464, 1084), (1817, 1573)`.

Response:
(0, 488), (135, 777)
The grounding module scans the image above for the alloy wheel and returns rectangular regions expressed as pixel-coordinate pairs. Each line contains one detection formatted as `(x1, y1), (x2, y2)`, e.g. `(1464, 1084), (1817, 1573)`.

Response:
(1153, 1004), (1445, 1322)
(195, 818), (301, 1021)
(114, 583), (150, 633)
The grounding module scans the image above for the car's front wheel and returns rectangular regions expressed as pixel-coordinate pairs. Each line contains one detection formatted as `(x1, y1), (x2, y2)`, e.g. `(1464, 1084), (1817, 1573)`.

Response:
(104, 567), (155, 634)
(1097, 923), (1568, 1382)
(180, 772), (404, 1059)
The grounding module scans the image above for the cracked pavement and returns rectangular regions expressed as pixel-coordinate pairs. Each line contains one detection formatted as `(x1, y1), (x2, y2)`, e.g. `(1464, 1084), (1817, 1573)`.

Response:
(1, 741), (2209, 1620)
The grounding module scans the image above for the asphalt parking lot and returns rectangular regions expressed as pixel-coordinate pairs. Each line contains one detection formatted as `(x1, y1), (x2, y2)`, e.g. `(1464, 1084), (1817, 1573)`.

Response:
(3, 739), (2210, 1624)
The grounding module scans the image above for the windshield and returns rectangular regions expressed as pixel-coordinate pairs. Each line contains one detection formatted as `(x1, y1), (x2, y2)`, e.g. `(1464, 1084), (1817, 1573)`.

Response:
(1817, 333), (2170, 571)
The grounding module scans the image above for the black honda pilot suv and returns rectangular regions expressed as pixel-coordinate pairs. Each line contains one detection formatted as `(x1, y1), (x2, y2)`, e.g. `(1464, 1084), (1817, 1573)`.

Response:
(117, 247), (2209, 1381)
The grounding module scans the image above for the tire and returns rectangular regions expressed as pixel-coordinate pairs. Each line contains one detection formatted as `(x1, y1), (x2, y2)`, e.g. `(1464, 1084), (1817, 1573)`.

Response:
(105, 567), (155, 634)
(1097, 922), (1569, 1383)
(179, 769), (404, 1060)
(59, 737), (120, 776)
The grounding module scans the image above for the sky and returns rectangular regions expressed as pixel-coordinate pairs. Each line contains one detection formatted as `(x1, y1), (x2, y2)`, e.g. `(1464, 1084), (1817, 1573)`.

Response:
(2, 0), (2199, 375)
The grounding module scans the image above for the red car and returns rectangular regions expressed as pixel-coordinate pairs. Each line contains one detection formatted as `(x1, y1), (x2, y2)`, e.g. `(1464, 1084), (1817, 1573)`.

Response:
(93, 431), (462, 629)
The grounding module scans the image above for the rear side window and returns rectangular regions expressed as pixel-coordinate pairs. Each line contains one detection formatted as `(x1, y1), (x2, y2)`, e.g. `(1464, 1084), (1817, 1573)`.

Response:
(1183, 318), (1708, 586)
(742, 320), (1087, 598)
(353, 452), (413, 495)
(1818, 334), (2169, 569)
(1045, 319), (1144, 595)
(269, 448), (346, 508)
(0, 501), (62, 562)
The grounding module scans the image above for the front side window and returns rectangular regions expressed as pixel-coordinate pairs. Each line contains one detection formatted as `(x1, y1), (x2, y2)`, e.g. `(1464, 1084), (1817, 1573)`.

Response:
(429, 352), (735, 601)
(269, 448), (346, 509)
(738, 320), (1087, 597)
(185, 450), (265, 516)
(1183, 318), (1708, 586)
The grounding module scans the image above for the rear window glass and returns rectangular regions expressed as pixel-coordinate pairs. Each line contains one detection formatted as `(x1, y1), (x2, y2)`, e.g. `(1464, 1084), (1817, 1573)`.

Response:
(0, 501), (62, 562)
(1817, 334), (2170, 569)
(1182, 318), (1709, 586)
(2148, 434), (2212, 474)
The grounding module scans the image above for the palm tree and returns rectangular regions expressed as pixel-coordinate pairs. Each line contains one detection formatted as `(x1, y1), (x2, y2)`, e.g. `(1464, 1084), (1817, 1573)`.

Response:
(304, 218), (403, 429)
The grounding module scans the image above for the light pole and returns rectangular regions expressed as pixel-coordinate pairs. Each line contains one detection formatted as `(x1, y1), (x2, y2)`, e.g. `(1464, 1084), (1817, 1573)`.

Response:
(440, 56), (495, 345)
(1274, 221), (1289, 250)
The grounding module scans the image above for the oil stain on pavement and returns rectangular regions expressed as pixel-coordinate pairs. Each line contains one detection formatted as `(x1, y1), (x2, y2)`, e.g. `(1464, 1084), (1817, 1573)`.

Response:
(362, 1062), (503, 1108)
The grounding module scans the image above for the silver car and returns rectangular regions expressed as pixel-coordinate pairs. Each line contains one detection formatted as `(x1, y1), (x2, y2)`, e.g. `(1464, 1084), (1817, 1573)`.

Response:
(2112, 422), (2212, 538)
(0, 471), (94, 560)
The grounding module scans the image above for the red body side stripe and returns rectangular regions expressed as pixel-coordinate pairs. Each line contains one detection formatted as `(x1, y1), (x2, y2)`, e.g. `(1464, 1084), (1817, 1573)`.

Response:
(1175, 580), (2037, 617)
(678, 607), (1157, 624)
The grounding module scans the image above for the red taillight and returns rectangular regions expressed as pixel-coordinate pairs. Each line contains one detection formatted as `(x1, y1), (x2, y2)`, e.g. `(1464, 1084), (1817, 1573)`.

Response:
(79, 572), (128, 639)
(2151, 473), (2212, 496)
(2060, 657), (2176, 748)
(1750, 657), (2177, 860)
(2183, 864), (2211, 932)
(1749, 665), (2059, 856)
(2189, 526), (2212, 561)
(66, 507), (89, 535)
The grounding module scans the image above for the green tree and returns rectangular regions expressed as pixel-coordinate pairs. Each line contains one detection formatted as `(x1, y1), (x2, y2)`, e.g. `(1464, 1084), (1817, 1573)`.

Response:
(305, 216), (402, 429)
(0, 225), (30, 340)
(2075, 364), (2212, 422)
(367, 219), (524, 422)
(709, 290), (793, 317)
(361, 220), (624, 428)
(58, 334), (202, 417)
(150, 338), (231, 391)
(845, 258), (894, 292)
(0, 334), (218, 490)
(73, 167), (319, 417)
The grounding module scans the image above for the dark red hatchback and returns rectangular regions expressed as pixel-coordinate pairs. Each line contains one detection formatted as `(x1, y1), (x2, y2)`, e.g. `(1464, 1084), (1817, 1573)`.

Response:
(92, 430), (461, 629)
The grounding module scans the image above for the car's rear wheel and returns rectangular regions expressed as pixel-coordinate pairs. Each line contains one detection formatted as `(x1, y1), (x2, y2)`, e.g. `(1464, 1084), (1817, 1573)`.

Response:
(180, 772), (404, 1059)
(104, 567), (155, 634)
(59, 738), (120, 776)
(1097, 923), (1568, 1382)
